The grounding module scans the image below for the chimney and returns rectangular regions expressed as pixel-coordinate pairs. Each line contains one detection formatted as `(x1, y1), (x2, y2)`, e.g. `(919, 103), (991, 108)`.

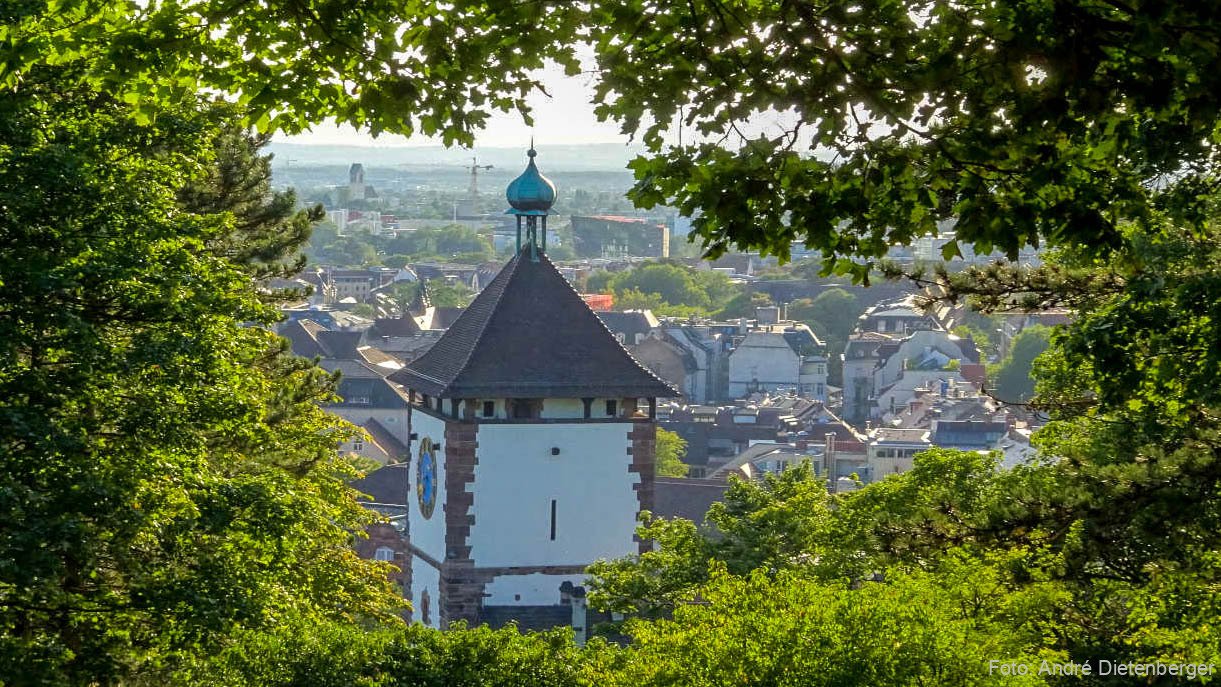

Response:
(571, 586), (588, 647)
(824, 432), (837, 492)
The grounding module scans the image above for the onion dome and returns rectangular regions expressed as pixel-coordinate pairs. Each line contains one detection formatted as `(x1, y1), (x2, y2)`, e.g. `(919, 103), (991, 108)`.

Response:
(505, 147), (556, 214)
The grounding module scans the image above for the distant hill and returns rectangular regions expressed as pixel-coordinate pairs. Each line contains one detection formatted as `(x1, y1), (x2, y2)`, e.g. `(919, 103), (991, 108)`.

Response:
(266, 142), (647, 173)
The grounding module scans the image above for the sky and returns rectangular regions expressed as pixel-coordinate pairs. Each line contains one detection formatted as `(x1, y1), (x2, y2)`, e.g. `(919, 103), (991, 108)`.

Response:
(275, 61), (634, 149)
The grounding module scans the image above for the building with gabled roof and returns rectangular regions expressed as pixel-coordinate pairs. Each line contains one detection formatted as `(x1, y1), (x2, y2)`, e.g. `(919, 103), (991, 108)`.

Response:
(727, 322), (828, 400)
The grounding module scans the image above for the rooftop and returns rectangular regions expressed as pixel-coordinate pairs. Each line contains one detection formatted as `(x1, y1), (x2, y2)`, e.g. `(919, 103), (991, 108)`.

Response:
(391, 248), (677, 399)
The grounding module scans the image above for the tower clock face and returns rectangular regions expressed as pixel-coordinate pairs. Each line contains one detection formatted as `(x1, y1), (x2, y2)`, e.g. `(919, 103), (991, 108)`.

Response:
(417, 437), (437, 519)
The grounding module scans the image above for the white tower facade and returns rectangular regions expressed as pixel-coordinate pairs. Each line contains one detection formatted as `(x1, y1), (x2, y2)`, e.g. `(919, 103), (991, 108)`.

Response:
(391, 150), (675, 628)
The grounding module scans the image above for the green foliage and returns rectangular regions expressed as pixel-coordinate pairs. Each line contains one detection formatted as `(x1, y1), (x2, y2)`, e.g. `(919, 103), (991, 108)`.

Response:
(0, 76), (400, 684)
(615, 565), (1052, 687)
(654, 428), (688, 478)
(585, 269), (614, 294)
(953, 324), (994, 361)
(387, 225), (494, 261)
(427, 279), (476, 308)
(203, 618), (604, 687)
(316, 234), (379, 267)
(588, 464), (833, 617)
(990, 326), (1052, 403)
(584, 2), (1221, 281)
(609, 263), (710, 309)
(787, 288), (860, 343)
(600, 262), (745, 317)
(714, 290), (772, 320)
(1, 0), (585, 143)
(177, 106), (322, 281)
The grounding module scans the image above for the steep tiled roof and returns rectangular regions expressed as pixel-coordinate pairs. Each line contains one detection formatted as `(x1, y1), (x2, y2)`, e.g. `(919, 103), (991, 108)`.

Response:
(429, 307), (465, 330)
(316, 330), (363, 358)
(280, 319), (330, 358)
(392, 249), (677, 399)
(351, 463), (410, 506)
(597, 310), (660, 341)
(654, 477), (728, 524)
(362, 418), (409, 459)
(369, 315), (423, 338)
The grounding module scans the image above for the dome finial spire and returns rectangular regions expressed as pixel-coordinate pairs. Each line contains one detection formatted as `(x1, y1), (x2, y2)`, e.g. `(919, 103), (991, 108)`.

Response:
(505, 143), (557, 261)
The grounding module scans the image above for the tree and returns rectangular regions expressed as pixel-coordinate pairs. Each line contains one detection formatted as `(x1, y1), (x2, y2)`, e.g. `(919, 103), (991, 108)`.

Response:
(588, 464), (833, 618)
(177, 108), (322, 281)
(426, 279), (475, 308)
(582, 3), (1221, 280)
(0, 76), (400, 684)
(655, 429), (689, 478)
(1, 2), (586, 144)
(989, 326), (1051, 403)
(614, 288), (667, 313)
(609, 263), (708, 309)
(611, 566), (1051, 687)
(715, 290), (772, 320)
(787, 288), (860, 344)
(9, 4), (1221, 277)
(585, 270), (614, 294)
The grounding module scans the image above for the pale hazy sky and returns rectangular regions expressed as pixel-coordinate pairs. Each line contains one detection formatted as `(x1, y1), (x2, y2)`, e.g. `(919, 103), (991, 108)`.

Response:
(276, 62), (633, 148)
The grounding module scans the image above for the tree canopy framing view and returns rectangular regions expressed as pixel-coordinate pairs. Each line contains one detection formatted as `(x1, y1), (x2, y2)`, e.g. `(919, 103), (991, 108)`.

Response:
(1, 1), (1219, 685)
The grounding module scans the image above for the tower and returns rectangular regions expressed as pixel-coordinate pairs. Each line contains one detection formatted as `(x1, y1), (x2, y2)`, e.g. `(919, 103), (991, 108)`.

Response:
(349, 162), (366, 201)
(390, 148), (676, 628)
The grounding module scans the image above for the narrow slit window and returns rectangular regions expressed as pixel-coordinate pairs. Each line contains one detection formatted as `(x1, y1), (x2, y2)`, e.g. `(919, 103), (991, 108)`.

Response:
(550, 499), (557, 541)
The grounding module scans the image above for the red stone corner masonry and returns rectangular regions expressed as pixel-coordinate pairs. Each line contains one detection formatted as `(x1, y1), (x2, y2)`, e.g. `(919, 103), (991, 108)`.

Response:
(437, 417), (659, 626)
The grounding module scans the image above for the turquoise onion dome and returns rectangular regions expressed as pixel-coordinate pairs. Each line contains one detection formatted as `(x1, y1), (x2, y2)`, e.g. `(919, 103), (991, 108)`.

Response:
(505, 147), (556, 215)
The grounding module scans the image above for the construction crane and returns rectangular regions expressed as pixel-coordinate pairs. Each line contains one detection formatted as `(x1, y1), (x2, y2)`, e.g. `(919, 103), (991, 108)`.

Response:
(466, 157), (493, 197)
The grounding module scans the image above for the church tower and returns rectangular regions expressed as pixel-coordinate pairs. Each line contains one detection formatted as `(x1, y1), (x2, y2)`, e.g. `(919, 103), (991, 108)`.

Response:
(391, 148), (676, 628)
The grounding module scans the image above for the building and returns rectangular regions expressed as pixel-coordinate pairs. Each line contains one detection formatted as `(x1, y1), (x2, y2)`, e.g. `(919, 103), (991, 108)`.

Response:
(571, 215), (670, 258)
(857, 295), (941, 336)
(866, 427), (933, 479)
(727, 322), (827, 400)
(388, 148), (677, 630)
(350, 465), (412, 605)
(349, 163), (366, 201)
(841, 331), (891, 424)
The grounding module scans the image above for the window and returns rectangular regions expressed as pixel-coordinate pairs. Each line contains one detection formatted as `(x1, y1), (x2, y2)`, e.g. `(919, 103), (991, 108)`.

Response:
(374, 546), (394, 561)
(511, 399), (540, 419)
(549, 499), (557, 541)
(352, 442), (364, 452)
(605, 399), (618, 416)
(482, 400), (495, 417)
